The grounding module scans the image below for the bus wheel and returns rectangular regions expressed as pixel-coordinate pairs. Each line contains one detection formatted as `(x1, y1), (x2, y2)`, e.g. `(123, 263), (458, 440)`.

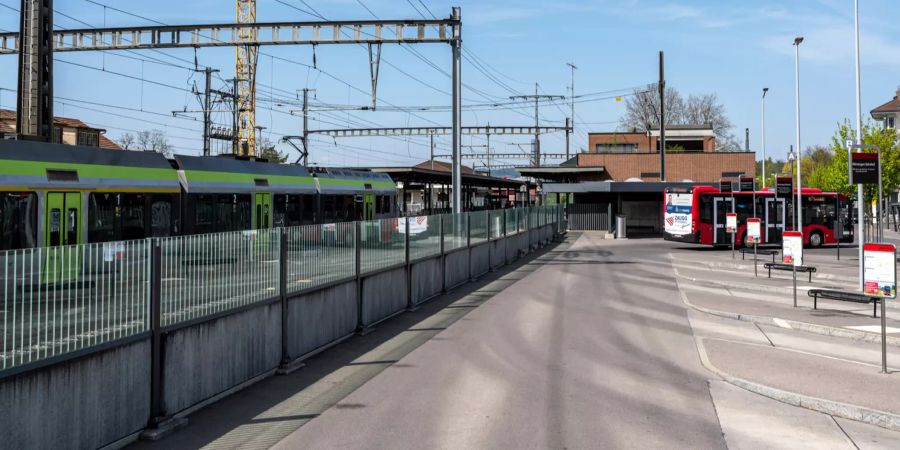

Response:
(809, 231), (823, 248)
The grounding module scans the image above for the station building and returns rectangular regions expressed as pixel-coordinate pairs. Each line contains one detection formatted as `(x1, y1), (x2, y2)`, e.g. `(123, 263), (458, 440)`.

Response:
(520, 125), (756, 235)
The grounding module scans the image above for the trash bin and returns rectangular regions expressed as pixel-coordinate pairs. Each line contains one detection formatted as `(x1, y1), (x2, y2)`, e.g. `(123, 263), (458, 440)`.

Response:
(615, 214), (626, 239)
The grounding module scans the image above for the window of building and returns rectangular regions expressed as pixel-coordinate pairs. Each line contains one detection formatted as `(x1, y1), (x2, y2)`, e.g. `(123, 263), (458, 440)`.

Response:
(76, 129), (100, 147)
(595, 143), (637, 153)
(887, 117), (896, 129)
(52, 126), (63, 144)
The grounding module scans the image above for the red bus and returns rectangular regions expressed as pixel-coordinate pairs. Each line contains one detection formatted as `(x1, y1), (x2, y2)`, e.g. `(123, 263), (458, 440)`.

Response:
(663, 185), (853, 247)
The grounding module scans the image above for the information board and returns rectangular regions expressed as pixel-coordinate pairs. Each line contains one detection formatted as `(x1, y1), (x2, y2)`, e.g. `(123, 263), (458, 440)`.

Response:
(726, 213), (737, 234)
(776, 176), (792, 197)
(739, 176), (755, 192)
(782, 231), (803, 266)
(849, 152), (879, 185)
(863, 243), (896, 298)
(719, 180), (732, 193)
(746, 218), (761, 244)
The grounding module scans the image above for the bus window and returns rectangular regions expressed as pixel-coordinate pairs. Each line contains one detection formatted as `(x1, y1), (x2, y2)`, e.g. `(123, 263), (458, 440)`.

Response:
(0, 192), (38, 250)
(699, 195), (713, 222)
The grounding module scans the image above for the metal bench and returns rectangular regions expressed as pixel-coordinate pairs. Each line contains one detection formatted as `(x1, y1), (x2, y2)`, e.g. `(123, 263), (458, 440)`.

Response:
(763, 262), (816, 282)
(740, 247), (778, 263)
(807, 289), (881, 318)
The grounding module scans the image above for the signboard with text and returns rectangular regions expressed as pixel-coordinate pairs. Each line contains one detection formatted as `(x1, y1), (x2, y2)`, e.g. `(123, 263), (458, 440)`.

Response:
(782, 231), (803, 266)
(739, 176), (755, 192)
(719, 180), (732, 193)
(725, 213), (737, 234)
(776, 176), (793, 197)
(863, 243), (896, 298)
(849, 152), (879, 184)
(746, 218), (761, 244)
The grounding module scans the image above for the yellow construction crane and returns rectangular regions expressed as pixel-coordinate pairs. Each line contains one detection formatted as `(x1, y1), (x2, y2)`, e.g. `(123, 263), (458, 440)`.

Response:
(236, 0), (257, 156)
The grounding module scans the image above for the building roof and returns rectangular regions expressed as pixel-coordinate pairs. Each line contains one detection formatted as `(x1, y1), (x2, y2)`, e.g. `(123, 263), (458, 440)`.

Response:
(412, 159), (478, 175)
(366, 160), (526, 188)
(0, 109), (122, 150)
(871, 93), (900, 115)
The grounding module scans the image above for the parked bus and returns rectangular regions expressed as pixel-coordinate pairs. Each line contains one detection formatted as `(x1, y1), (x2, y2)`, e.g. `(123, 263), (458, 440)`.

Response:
(664, 185), (853, 247)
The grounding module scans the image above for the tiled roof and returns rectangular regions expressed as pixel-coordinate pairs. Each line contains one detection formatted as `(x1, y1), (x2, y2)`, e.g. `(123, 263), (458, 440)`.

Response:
(413, 159), (477, 174)
(0, 108), (106, 132)
(871, 96), (900, 114)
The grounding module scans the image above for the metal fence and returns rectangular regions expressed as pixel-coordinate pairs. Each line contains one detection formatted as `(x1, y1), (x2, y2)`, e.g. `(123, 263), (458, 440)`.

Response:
(0, 205), (560, 373)
(566, 203), (612, 231)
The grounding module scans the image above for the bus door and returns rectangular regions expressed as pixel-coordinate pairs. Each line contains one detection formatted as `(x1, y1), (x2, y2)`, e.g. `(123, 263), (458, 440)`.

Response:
(713, 197), (733, 244)
(254, 193), (272, 229)
(764, 197), (786, 243)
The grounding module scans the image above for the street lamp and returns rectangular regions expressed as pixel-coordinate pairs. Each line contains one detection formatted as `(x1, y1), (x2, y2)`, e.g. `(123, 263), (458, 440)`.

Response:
(787, 146), (797, 231)
(793, 36), (804, 237)
(762, 87), (769, 189)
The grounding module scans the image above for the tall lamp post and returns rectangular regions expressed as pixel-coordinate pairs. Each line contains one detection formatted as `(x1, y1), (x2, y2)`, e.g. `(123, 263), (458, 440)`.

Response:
(788, 147), (797, 230)
(793, 37), (804, 236)
(853, 0), (865, 289)
(761, 87), (769, 189)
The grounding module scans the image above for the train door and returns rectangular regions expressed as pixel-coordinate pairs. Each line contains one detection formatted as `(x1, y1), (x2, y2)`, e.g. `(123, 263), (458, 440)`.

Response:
(764, 197), (786, 243)
(45, 192), (82, 247)
(44, 192), (82, 281)
(712, 197), (733, 245)
(364, 192), (375, 220)
(254, 193), (272, 229)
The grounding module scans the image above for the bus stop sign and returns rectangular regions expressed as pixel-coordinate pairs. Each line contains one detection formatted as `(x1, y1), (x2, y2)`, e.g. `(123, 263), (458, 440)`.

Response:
(776, 176), (792, 197)
(850, 152), (879, 184)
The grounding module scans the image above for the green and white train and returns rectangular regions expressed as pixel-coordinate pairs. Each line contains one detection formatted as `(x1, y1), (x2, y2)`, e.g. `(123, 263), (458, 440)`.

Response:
(0, 140), (398, 251)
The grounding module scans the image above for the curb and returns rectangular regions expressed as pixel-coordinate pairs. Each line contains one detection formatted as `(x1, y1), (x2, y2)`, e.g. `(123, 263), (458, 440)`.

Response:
(678, 285), (900, 348)
(693, 337), (900, 433)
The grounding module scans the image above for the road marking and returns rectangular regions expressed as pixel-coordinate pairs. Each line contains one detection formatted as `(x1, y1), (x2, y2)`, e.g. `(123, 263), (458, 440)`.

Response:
(844, 325), (900, 334)
(772, 318), (792, 329)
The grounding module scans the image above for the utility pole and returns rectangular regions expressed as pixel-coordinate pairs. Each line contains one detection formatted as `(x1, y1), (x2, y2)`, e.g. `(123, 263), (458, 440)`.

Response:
(16, 0), (53, 142)
(231, 78), (240, 155)
(486, 122), (491, 175)
(853, 0), (865, 289)
(509, 84), (564, 167)
(566, 62), (577, 158)
(451, 6), (462, 213)
(659, 51), (666, 182)
(430, 133), (435, 170)
(299, 88), (315, 166)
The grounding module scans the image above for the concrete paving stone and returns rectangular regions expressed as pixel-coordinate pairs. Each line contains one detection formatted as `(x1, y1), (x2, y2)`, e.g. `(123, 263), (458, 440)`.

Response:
(709, 380), (855, 450)
(686, 309), (771, 346)
(704, 339), (900, 417)
(835, 416), (900, 450)
(758, 324), (900, 371)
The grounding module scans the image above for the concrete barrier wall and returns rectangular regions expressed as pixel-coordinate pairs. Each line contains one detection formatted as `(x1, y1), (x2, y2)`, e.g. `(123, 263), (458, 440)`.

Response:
(444, 249), (469, 289)
(2, 221), (561, 449)
(0, 338), (151, 450)
(411, 256), (442, 305)
(361, 267), (408, 326)
(287, 281), (358, 359)
(163, 302), (282, 414)
(470, 243), (491, 279)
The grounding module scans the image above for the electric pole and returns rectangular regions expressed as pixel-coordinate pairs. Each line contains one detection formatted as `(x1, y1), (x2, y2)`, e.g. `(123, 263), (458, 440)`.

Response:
(566, 62), (577, 158)
(659, 51), (666, 182)
(300, 88), (315, 166)
(510, 84), (564, 167)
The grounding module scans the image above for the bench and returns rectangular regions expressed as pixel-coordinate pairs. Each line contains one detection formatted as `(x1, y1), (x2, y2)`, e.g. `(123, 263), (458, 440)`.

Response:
(741, 247), (778, 263)
(807, 289), (881, 318)
(763, 262), (816, 282)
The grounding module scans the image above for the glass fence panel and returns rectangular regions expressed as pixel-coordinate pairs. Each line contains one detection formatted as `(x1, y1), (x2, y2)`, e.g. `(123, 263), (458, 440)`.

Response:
(285, 222), (356, 294)
(489, 210), (505, 239)
(407, 215), (442, 260)
(159, 229), (280, 327)
(442, 214), (467, 251)
(1, 240), (150, 371)
(360, 218), (405, 275)
(469, 211), (489, 244)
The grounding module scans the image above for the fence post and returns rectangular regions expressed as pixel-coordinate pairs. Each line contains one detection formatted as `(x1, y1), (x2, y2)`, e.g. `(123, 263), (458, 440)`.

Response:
(440, 214), (446, 294)
(277, 227), (303, 374)
(467, 212), (473, 281)
(488, 211), (496, 272)
(148, 239), (163, 427)
(405, 217), (415, 311)
(355, 220), (364, 333)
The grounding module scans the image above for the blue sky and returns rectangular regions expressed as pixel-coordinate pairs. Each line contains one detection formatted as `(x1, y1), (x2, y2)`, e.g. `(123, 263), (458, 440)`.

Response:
(1, 0), (898, 168)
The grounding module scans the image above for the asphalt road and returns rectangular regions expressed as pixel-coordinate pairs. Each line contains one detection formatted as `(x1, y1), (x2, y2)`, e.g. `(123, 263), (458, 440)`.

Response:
(275, 233), (727, 449)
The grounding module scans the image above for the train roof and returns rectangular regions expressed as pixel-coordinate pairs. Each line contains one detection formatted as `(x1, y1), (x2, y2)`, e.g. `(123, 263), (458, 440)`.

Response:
(312, 167), (396, 194)
(173, 154), (317, 194)
(0, 140), (180, 192)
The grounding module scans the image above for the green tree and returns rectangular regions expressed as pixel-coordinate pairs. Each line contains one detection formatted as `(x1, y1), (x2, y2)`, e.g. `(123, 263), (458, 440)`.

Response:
(257, 139), (288, 163)
(809, 120), (899, 206)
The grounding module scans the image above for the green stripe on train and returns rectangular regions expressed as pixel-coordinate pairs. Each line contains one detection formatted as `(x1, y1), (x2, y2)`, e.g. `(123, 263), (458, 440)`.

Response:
(0, 159), (178, 180)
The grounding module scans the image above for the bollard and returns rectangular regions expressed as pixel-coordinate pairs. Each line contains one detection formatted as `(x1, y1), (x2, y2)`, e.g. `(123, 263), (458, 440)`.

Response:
(615, 215), (627, 239)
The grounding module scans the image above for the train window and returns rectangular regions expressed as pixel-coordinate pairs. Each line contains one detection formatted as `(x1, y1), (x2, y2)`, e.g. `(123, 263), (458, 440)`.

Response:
(301, 194), (316, 224)
(0, 193), (38, 250)
(120, 194), (146, 240)
(194, 194), (215, 234)
(287, 195), (302, 226)
(67, 208), (78, 244)
(88, 193), (117, 242)
(274, 194), (288, 227)
(321, 195), (336, 223)
(150, 198), (173, 237)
